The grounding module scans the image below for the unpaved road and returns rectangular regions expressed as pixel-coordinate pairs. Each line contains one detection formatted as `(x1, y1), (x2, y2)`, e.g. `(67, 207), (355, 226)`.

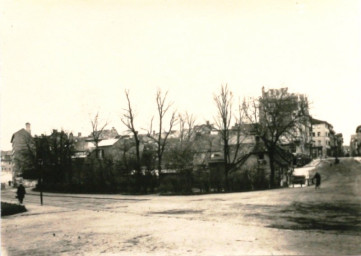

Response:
(2, 158), (361, 255)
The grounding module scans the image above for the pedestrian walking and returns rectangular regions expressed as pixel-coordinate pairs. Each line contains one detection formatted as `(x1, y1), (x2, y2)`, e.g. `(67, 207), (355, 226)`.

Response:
(16, 183), (26, 204)
(312, 172), (321, 189)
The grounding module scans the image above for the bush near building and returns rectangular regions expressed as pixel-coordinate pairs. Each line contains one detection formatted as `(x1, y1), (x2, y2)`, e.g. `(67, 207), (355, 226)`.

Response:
(1, 202), (27, 216)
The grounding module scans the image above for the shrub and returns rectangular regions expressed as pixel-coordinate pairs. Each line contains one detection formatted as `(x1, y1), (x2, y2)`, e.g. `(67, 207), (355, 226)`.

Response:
(228, 171), (251, 192)
(209, 167), (224, 192)
(1, 202), (27, 216)
(159, 172), (193, 195)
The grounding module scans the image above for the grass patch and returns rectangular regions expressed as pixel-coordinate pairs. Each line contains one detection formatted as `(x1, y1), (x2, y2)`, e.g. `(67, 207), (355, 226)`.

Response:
(1, 202), (27, 216)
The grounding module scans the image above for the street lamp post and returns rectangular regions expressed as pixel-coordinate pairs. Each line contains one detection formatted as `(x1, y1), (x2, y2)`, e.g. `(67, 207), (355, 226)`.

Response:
(38, 159), (43, 205)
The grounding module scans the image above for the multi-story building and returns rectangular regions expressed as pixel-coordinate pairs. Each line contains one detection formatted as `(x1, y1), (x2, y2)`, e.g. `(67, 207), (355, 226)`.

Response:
(350, 125), (361, 156)
(334, 133), (344, 157)
(311, 118), (336, 158)
(1, 150), (13, 184)
(10, 123), (35, 183)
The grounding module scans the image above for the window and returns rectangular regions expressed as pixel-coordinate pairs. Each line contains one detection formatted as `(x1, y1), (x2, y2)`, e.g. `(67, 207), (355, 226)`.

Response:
(312, 132), (315, 137)
(317, 132), (321, 137)
(318, 140), (321, 146)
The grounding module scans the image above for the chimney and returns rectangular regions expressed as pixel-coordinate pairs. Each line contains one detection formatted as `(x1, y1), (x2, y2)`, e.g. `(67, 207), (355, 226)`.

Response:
(25, 123), (31, 134)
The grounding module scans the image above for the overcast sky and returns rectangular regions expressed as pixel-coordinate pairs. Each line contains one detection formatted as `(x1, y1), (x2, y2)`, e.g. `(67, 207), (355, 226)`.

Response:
(1, 0), (360, 150)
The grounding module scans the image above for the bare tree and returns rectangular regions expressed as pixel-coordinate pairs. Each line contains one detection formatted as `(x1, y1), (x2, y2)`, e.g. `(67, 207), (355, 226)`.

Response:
(214, 84), (232, 173)
(90, 113), (108, 159)
(242, 87), (310, 187)
(147, 89), (177, 176)
(121, 90), (141, 173)
(179, 112), (196, 144)
(213, 84), (247, 191)
(166, 112), (196, 170)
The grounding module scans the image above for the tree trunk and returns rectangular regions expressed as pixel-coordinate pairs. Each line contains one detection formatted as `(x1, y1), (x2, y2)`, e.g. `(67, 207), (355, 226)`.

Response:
(223, 137), (229, 192)
(135, 138), (142, 192)
(224, 168), (229, 192)
(269, 153), (275, 188)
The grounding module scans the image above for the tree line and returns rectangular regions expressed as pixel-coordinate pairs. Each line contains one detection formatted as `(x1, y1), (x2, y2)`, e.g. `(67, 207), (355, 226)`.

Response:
(18, 85), (310, 194)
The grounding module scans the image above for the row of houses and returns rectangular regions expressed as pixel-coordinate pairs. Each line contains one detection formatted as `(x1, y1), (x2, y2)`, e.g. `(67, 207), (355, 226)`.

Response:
(310, 118), (344, 158)
(260, 87), (344, 160)
(4, 88), (349, 187)
(4, 120), (342, 185)
(289, 117), (344, 159)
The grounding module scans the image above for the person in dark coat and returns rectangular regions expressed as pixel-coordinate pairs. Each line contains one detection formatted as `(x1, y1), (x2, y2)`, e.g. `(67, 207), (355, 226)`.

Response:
(16, 183), (26, 204)
(312, 172), (321, 189)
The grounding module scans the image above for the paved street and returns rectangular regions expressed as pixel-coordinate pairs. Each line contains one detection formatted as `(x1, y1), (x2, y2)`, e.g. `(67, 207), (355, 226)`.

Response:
(2, 158), (361, 255)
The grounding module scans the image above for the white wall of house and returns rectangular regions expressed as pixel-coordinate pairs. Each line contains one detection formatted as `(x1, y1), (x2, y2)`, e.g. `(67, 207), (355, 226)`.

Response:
(312, 123), (332, 157)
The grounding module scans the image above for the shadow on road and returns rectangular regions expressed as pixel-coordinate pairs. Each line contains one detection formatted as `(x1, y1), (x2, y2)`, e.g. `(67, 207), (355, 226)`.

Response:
(268, 201), (361, 233)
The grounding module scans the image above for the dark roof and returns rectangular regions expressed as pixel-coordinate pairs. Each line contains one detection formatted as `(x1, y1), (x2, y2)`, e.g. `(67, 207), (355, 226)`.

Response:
(272, 146), (294, 166)
(89, 128), (119, 140)
(193, 134), (222, 153)
(311, 118), (333, 128)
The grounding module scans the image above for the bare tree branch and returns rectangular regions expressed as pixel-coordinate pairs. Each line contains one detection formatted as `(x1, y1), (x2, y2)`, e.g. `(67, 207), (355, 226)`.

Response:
(121, 90), (141, 173)
(147, 89), (177, 175)
(90, 112), (109, 158)
(213, 84), (246, 191)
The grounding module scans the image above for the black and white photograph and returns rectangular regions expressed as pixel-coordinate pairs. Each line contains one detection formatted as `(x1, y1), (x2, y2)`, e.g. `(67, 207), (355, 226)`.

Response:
(1, 0), (360, 255)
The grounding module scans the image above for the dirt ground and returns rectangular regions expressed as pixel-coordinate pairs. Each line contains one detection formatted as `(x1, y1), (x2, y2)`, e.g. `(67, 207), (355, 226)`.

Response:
(1, 158), (361, 255)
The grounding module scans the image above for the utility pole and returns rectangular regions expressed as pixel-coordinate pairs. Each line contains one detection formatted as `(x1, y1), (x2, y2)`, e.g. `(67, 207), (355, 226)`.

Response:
(38, 159), (43, 205)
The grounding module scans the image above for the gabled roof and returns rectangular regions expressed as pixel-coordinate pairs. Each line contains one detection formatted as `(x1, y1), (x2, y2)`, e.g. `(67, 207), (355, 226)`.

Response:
(97, 138), (120, 147)
(10, 128), (32, 143)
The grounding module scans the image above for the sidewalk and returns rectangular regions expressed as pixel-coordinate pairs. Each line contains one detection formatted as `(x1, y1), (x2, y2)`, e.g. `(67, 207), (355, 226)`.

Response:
(26, 191), (151, 201)
(1, 198), (72, 217)
(2, 187), (153, 201)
